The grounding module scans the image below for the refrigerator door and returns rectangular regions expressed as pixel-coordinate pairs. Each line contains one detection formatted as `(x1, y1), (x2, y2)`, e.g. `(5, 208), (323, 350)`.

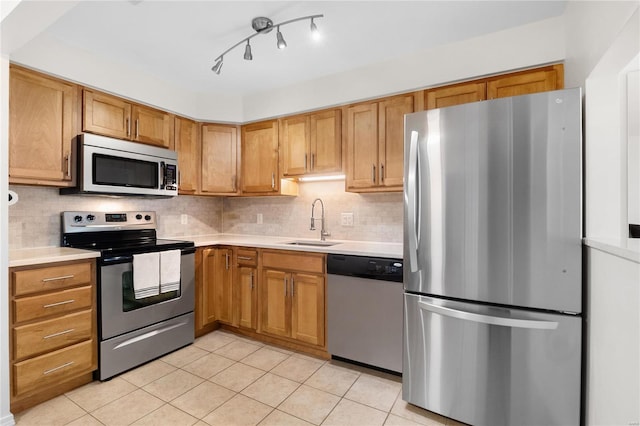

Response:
(403, 293), (582, 426)
(404, 88), (582, 313)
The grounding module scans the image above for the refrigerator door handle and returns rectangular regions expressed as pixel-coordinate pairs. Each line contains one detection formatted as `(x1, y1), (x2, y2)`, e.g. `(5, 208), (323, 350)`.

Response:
(417, 301), (559, 330)
(407, 130), (420, 272)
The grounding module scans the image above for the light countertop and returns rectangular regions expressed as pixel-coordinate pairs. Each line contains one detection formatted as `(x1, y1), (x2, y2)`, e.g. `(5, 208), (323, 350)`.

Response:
(177, 234), (403, 259)
(583, 237), (640, 264)
(9, 246), (101, 268)
(9, 234), (403, 268)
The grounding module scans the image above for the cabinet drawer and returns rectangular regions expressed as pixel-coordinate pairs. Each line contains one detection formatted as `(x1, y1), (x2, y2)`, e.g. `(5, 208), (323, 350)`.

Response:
(13, 310), (93, 360)
(13, 339), (94, 397)
(13, 262), (92, 296)
(14, 286), (92, 323)
(262, 251), (325, 274)
(237, 248), (258, 266)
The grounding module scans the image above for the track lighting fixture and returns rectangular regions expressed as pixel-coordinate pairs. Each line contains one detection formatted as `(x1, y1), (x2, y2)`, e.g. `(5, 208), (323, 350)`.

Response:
(211, 14), (323, 75)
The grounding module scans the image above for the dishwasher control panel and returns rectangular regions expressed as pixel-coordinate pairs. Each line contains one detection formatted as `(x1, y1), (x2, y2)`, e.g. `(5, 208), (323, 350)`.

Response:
(327, 254), (403, 282)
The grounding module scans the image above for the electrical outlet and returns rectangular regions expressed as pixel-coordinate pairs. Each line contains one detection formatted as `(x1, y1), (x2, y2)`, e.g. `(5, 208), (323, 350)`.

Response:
(180, 214), (188, 225)
(341, 212), (354, 227)
(257, 213), (263, 224)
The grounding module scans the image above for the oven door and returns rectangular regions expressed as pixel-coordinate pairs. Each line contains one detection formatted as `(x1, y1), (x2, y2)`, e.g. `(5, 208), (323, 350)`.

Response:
(99, 249), (195, 340)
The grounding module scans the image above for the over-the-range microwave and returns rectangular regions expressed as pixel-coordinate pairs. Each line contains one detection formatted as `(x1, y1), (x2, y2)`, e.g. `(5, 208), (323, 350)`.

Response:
(61, 133), (178, 197)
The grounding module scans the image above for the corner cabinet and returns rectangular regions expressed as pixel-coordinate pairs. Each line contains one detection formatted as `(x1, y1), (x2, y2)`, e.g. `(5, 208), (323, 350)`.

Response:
(197, 247), (234, 334)
(280, 109), (342, 177)
(82, 89), (174, 148)
(345, 93), (415, 192)
(201, 124), (239, 195)
(9, 65), (78, 187)
(9, 259), (97, 413)
(259, 250), (326, 348)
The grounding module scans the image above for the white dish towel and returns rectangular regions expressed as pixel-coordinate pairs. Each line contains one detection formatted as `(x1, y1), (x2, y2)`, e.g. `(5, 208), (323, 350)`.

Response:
(160, 250), (181, 293)
(133, 252), (160, 299)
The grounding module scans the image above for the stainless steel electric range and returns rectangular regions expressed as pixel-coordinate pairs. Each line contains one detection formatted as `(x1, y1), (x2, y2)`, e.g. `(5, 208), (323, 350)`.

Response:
(62, 211), (195, 380)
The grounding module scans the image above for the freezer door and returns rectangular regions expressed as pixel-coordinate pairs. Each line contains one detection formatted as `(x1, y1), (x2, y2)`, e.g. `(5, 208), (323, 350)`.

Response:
(403, 293), (582, 426)
(404, 88), (582, 313)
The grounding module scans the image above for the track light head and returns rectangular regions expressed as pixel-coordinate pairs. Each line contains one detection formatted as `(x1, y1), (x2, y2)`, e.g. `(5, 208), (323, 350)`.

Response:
(276, 26), (287, 49)
(244, 40), (253, 60)
(310, 18), (320, 40)
(212, 58), (223, 74)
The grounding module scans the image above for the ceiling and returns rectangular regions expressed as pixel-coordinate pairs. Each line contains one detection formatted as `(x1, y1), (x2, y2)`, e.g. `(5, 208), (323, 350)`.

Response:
(30, 1), (567, 96)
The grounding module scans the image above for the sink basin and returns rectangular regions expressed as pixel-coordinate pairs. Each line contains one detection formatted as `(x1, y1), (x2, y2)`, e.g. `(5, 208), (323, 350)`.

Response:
(285, 240), (339, 247)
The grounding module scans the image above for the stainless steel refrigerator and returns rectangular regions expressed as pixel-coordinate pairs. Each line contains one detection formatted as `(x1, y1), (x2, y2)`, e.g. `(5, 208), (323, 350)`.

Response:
(402, 88), (583, 426)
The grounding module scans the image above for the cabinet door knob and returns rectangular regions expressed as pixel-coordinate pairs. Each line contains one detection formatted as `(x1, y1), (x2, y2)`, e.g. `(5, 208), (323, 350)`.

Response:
(372, 164), (376, 183)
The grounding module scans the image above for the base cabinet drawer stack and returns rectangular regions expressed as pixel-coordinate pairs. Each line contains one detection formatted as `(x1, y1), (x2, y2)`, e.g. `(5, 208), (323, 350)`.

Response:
(9, 259), (97, 413)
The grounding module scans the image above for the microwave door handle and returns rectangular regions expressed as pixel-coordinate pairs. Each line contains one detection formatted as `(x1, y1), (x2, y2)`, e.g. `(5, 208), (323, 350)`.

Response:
(160, 161), (166, 189)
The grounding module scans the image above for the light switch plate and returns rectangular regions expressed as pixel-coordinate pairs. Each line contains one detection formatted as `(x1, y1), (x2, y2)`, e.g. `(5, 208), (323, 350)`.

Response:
(341, 212), (354, 226)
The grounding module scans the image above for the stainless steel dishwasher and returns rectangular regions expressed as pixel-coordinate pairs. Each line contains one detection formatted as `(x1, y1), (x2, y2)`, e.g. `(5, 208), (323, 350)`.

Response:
(327, 254), (403, 374)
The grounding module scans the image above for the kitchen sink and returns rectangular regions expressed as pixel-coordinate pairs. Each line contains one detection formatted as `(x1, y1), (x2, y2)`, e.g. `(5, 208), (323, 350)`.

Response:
(285, 240), (339, 247)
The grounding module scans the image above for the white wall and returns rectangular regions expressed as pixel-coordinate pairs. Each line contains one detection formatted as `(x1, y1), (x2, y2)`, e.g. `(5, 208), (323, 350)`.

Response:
(563, 2), (640, 425)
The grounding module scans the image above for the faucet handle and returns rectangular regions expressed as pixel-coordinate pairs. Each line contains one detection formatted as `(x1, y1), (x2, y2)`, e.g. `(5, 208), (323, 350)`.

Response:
(310, 218), (315, 230)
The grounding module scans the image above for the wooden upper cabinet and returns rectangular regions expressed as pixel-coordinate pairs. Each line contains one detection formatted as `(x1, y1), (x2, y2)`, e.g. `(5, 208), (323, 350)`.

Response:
(132, 105), (174, 148)
(281, 109), (342, 177)
(346, 94), (414, 192)
(378, 94), (413, 189)
(174, 117), (200, 194)
(345, 102), (379, 190)
(281, 115), (310, 176)
(310, 109), (342, 174)
(426, 81), (486, 110)
(83, 90), (131, 140)
(241, 120), (280, 194)
(9, 66), (78, 187)
(82, 89), (174, 148)
(201, 124), (238, 195)
(487, 64), (564, 100)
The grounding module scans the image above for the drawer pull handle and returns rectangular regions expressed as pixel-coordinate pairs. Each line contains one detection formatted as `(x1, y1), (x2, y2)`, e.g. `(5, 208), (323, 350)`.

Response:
(238, 256), (254, 261)
(43, 329), (75, 339)
(43, 299), (75, 308)
(41, 274), (74, 283)
(43, 361), (74, 375)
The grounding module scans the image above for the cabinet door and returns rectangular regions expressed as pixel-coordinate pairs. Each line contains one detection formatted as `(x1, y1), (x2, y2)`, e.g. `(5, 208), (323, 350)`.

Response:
(260, 269), (290, 338)
(200, 249), (218, 327)
(281, 115), (310, 177)
(132, 105), (174, 148)
(378, 94), (414, 189)
(174, 117), (200, 194)
(201, 124), (238, 194)
(241, 120), (280, 193)
(83, 90), (131, 140)
(310, 109), (342, 174)
(290, 273), (325, 347)
(487, 64), (563, 99)
(212, 248), (234, 325)
(9, 67), (77, 186)
(237, 265), (257, 330)
(345, 103), (379, 190)
(426, 81), (486, 109)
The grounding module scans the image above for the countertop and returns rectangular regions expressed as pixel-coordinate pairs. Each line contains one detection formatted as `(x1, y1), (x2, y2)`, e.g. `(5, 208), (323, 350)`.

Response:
(179, 234), (403, 259)
(9, 246), (101, 268)
(583, 237), (640, 264)
(9, 234), (403, 267)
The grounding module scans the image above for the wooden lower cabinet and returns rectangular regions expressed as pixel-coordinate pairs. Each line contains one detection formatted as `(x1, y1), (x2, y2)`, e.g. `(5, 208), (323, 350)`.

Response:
(259, 250), (326, 348)
(195, 246), (327, 352)
(9, 259), (97, 413)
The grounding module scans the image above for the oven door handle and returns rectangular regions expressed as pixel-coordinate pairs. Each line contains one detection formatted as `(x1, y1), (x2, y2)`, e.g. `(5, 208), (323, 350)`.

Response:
(101, 247), (196, 265)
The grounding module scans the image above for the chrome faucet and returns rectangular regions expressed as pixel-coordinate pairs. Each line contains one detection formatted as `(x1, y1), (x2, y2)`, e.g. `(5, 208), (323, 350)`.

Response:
(310, 198), (330, 241)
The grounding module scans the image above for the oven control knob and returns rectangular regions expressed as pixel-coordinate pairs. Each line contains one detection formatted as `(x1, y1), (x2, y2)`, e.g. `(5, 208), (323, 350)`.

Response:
(74, 215), (83, 223)
(144, 215), (151, 221)
(86, 214), (95, 222)
(136, 214), (142, 220)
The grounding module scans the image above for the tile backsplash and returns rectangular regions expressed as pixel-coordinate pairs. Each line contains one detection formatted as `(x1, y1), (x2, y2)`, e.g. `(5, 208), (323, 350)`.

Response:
(8, 180), (403, 249)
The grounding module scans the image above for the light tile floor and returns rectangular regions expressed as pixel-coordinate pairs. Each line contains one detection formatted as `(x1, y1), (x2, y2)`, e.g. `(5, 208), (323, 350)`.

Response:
(14, 330), (464, 426)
